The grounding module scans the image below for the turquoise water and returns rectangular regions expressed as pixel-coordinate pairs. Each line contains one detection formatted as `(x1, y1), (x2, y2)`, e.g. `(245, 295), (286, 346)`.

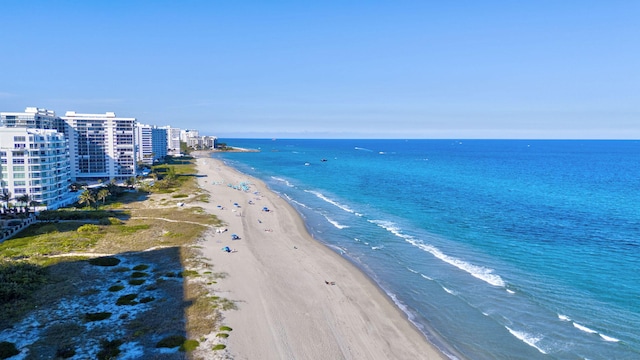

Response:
(214, 139), (640, 359)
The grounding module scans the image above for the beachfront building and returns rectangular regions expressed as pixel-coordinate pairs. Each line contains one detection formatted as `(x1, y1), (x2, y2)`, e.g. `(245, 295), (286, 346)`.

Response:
(0, 107), (57, 129)
(0, 127), (73, 209)
(181, 129), (203, 149)
(135, 123), (168, 165)
(202, 135), (218, 149)
(59, 111), (136, 182)
(161, 126), (181, 155)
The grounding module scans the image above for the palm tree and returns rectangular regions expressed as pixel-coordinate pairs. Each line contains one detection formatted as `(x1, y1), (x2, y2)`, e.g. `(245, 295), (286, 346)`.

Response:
(0, 190), (11, 208)
(78, 190), (95, 209)
(16, 194), (31, 212)
(125, 177), (135, 189)
(96, 188), (110, 205)
(29, 200), (40, 212)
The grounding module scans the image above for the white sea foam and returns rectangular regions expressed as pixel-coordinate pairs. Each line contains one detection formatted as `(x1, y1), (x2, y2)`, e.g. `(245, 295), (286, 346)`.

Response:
(415, 241), (504, 287)
(371, 245), (384, 250)
(354, 146), (373, 152)
(271, 176), (294, 187)
(322, 214), (349, 229)
(306, 190), (356, 214)
(284, 194), (311, 209)
(368, 219), (506, 287)
(420, 274), (433, 281)
(599, 333), (620, 342)
(506, 327), (547, 354)
(573, 322), (598, 334)
(506, 289), (515, 294)
(558, 314), (571, 321)
(406, 267), (418, 273)
(442, 286), (457, 295)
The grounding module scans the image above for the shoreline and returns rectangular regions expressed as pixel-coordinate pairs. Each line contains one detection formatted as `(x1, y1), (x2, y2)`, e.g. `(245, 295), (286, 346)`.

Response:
(192, 151), (448, 359)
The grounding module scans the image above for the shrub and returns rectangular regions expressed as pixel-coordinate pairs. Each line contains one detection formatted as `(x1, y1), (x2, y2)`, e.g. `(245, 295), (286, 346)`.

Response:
(156, 335), (186, 348)
(97, 339), (122, 360)
(108, 285), (124, 292)
(180, 339), (199, 352)
(181, 270), (199, 277)
(216, 333), (229, 338)
(36, 224), (58, 234)
(85, 312), (112, 322)
(116, 294), (137, 306)
(212, 344), (226, 350)
(88, 257), (121, 267)
(128, 279), (145, 285)
(55, 346), (76, 358)
(77, 224), (100, 233)
(132, 264), (149, 271)
(0, 261), (48, 302)
(130, 271), (148, 278)
(0, 341), (19, 358)
(172, 194), (188, 199)
(139, 296), (155, 303)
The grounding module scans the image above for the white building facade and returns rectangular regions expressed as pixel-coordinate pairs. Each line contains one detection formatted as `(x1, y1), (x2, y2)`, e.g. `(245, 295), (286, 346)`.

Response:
(160, 126), (181, 155)
(0, 107), (57, 129)
(0, 127), (73, 209)
(59, 111), (136, 181)
(135, 123), (168, 165)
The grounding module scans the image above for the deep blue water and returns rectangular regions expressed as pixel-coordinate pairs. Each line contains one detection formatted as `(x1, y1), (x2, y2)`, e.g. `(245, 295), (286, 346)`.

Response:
(213, 139), (640, 359)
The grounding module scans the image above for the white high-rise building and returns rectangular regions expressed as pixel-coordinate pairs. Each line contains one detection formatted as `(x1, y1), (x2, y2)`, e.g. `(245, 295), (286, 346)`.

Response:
(59, 111), (136, 181)
(161, 126), (181, 155)
(0, 107), (57, 129)
(0, 127), (73, 209)
(135, 123), (168, 165)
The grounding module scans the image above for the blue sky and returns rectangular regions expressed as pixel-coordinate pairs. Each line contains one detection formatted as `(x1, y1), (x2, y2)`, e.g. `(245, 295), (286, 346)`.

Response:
(1, 1), (638, 139)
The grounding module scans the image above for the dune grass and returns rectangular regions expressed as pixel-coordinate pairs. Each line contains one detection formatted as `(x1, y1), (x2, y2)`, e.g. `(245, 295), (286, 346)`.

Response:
(0, 155), (235, 357)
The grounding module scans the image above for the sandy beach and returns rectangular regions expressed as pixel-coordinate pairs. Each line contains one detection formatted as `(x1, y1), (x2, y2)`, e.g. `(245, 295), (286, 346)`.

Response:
(194, 153), (446, 360)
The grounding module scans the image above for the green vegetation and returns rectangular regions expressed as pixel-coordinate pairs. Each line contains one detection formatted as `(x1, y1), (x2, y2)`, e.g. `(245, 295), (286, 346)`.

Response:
(88, 257), (121, 267)
(180, 339), (199, 352)
(77, 224), (100, 233)
(55, 346), (76, 358)
(85, 312), (112, 322)
(181, 269), (199, 277)
(212, 344), (226, 350)
(156, 335), (186, 348)
(116, 294), (137, 306)
(0, 156), (231, 356)
(38, 209), (127, 221)
(219, 326), (233, 331)
(97, 339), (123, 360)
(115, 224), (150, 234)
(0, 341), (19, 359)
(139, 296), (155, 303)
(216, 333), (229, 338)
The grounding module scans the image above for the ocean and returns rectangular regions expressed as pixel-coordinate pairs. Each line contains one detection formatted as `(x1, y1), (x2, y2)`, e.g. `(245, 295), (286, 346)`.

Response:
(212, 139), (640, 359)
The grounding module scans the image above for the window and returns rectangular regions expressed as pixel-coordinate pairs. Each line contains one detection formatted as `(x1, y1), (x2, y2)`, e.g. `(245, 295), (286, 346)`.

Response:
(14, 188), (26, 194)
(14, 173), (25, 179)
(13, 166), (25, 171)
(13, 158), (25, 164)
(13, 136), (25, 142)
(14, 181), (25, 186)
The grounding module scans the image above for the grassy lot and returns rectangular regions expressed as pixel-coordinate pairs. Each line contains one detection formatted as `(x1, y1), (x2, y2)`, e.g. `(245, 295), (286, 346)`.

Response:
(0, 155), (231, 358)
